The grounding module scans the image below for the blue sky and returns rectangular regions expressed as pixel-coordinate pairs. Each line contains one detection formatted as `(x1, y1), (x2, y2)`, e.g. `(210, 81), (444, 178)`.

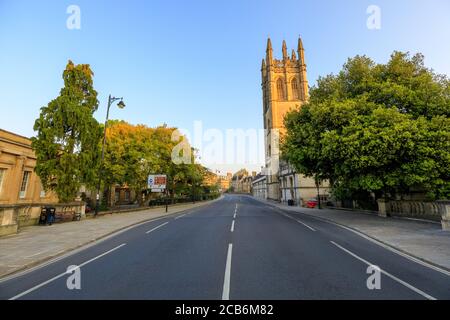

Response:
(1, 0), (449, 173)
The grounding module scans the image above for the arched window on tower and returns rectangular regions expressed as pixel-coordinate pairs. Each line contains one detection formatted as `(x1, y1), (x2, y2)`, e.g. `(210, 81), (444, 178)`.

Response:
(291, 77), (299, 100)
(276, 78), (285, 100)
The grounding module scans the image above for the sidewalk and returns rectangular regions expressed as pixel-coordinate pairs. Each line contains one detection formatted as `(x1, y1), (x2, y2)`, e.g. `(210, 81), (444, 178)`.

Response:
(258, 198), (450, 271)
(0, 199), (219, 279)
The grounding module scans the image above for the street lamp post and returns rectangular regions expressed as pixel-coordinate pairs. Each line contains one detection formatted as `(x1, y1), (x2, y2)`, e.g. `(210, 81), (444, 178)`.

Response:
(95, 94), (125, 216)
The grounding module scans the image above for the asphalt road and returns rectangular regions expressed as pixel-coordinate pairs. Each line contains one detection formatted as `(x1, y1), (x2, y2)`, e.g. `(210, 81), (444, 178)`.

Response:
(1, 194), (449, 300)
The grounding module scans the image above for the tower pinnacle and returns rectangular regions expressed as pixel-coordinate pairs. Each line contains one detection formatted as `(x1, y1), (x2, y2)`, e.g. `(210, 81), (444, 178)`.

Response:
(291, 49), (296, 60)
(297, 37), (305, 65)
(282, 40), (288, 60)
(266, 38), (273, 63)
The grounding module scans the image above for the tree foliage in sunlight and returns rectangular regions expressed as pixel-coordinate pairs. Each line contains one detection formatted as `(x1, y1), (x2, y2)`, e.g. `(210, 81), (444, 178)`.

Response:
(31, 60), (102, 202)
(103, 121), (215, 205)
(282, 52), (450, 200)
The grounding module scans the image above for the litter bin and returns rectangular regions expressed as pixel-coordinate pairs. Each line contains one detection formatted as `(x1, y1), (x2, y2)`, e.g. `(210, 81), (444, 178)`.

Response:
(46, 207), (56, 225)
(39, 206), (56, 225)
(39, 207), (48, 225)
(288, 199), (294, 206)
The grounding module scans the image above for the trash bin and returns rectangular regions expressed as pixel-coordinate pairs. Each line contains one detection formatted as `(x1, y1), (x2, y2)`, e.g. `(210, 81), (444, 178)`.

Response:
(39, 207), (48, 225)
(288, 199), (294, 206)
(46, 206), (56, 225)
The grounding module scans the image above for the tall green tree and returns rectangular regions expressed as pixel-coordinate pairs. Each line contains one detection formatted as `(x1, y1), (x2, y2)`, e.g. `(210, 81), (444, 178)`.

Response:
(32, 60), (102, 202)
(282, 52), (450, 200)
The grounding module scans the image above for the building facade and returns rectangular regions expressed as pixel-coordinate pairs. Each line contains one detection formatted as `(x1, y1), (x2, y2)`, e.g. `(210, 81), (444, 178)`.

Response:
(0, 129), (59, 235)
(231, 169), (254, 194)
(218, 172), (232, 192)
(252, 173), (267, 200)
(259, 38), (329, 206)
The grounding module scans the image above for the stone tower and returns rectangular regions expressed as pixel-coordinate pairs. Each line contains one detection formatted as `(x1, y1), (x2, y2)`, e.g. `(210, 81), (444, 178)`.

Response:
(261, 37), (309, 200)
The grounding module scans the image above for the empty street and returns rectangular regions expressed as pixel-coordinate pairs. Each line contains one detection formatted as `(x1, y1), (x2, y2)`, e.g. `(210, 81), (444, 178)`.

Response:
(1, 195), (449, 300)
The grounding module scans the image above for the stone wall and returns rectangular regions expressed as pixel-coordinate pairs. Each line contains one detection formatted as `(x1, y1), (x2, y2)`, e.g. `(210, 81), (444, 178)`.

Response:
(0, 202), (86, 236)
(386, 200), (443, 222)
(377, 199), (450, 231)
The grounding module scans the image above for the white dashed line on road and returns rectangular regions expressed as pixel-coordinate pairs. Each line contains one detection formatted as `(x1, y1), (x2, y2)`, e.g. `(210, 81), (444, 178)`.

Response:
(231, 220), (235, 232)
(222, 243), (233, 300)
(9, 243), (127, 300)
(174, 213), (187, 220)
(279, 211), (316, 231)
(146, 221), (169, 234)
(330, 240), (436, 300)
(296, 219), (316, 231)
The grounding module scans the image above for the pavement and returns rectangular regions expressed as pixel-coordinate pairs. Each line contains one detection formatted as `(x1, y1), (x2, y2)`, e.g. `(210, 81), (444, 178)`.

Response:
(0, 199), (220, 279)
(255, 198), (450, 271)
(0, 194), (449, 300)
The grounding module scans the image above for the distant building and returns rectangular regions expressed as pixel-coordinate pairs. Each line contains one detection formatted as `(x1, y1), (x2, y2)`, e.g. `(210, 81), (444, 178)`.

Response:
(218, 172), (232, 192)
(231, 169), (254, 194)
(258, 37), (329, 206)
(252, 172), (266, 200)
(203, 169), (220, 187)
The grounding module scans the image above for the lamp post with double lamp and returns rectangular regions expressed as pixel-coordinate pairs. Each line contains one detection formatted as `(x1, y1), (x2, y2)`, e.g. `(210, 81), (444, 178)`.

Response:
(95, 95), (126, 216)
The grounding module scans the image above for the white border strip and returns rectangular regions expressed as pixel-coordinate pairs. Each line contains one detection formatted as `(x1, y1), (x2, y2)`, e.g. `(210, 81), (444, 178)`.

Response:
(330, 241), (436, 300)
(222, 243), (233, 300)
(9, 243), (126, 300)
(146, 222), (169, 234)
(268, 200), (450, 277)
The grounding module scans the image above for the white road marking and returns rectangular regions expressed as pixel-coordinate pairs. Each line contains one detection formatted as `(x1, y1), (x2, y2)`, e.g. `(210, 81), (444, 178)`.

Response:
(278, 211), (316, 231)
(329, 223), (450, 277)
(292, 212), (450, 277)
(146, 221), (169, 234)
(9, 243), (127, 300)
(222, 243), (233, 300)
(174, 213), (187, 220)
(269, 203), (450, 277)
(231, 220), (235, 232)
(233, 213), (236, 219)
(296, 219), (316, 231)
(1, 203), (213, 283)
(330, 241), (436, 300)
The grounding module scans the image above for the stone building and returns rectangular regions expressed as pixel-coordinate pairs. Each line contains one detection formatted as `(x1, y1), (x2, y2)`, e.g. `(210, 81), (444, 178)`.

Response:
(0, 129), (89, 236)
(259, 37), (329, 206)
(218, 172), (232, 192)
(231, 169), (254, 194)
(252, 172), (267, 200)
(0, 129), (59, 235)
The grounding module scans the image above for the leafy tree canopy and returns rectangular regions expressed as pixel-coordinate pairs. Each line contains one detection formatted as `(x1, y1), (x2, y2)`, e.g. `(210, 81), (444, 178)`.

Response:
(282, 52), (450, 200)
(103, 121), (213, 204)
(32, 60), (102, 202)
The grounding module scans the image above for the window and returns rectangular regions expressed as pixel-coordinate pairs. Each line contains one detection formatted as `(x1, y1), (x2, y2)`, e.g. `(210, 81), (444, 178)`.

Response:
(291, 78), (299, 99)
(124, 190), (130, 202)
(19, 171), (31, 199)
(40, 182), (46, 198)
(0, 168), (5, 195)
(276, 78), (285, 100)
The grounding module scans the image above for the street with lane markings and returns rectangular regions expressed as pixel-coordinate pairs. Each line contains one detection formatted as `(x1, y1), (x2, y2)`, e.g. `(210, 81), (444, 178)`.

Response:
(1, 194), (449, 300)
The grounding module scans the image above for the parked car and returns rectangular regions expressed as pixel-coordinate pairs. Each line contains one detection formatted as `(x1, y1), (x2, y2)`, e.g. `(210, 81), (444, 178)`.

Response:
(306, 198), (318, 208)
